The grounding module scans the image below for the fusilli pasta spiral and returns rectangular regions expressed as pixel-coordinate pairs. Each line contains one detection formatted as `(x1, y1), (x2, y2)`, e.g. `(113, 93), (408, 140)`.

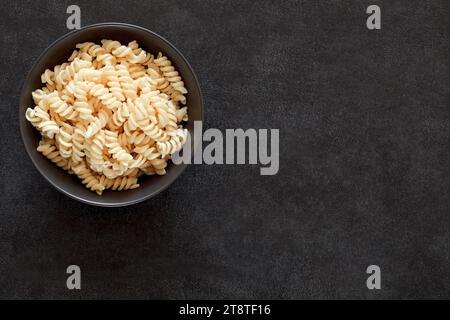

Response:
(25, 39), (189, 195)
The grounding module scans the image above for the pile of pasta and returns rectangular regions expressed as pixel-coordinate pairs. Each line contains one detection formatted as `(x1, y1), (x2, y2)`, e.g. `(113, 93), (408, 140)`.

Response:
(25, 39), (188, 195)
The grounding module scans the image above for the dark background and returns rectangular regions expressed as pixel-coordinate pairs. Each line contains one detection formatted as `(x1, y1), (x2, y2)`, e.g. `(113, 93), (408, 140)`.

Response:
(0, 0), (449, 299)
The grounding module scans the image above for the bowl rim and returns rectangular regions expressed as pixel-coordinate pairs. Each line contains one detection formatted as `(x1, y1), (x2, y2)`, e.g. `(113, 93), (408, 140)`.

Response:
(19, 22), (204, 207)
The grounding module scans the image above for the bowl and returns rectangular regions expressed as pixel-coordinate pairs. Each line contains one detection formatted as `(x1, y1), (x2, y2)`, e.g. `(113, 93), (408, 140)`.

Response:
(19, 23), (204, 207)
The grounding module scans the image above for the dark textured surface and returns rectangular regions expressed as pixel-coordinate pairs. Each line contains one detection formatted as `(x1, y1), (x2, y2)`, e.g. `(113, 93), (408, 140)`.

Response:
(0, 0), (449, 299)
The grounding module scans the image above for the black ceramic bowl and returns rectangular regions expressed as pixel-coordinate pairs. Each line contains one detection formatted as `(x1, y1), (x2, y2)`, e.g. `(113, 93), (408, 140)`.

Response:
(19, 23), (203, 207)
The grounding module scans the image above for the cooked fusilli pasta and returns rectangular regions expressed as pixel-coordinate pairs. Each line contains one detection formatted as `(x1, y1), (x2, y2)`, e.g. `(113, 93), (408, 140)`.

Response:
(25, 39), (189, 195)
